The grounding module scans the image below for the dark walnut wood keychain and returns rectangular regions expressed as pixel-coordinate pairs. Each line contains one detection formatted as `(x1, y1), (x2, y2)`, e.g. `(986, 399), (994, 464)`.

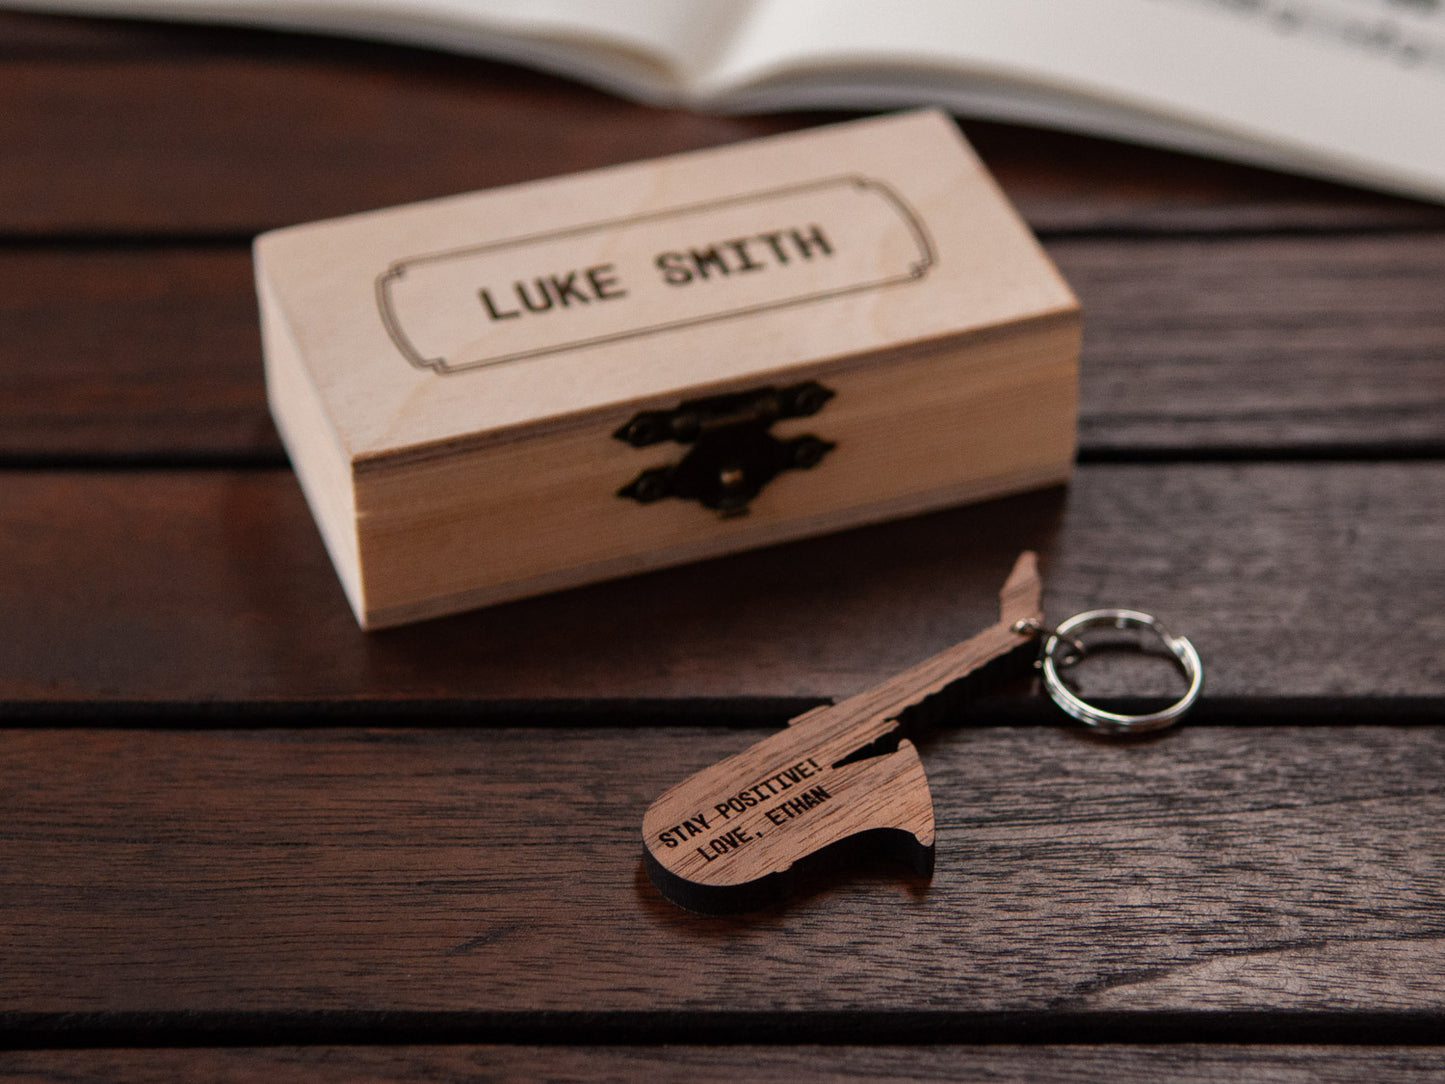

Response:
(642, 552), (1203, 913)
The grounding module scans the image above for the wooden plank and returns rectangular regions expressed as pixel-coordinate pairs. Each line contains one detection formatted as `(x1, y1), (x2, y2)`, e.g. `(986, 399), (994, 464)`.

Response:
(5, 1046), (1445, 1082)
(0, 463), (1439, 703)
(5, 232), (1442, 460)
(973, 127), (1445, 235)
(2, 724), (1444, 1028)
(0, 10), (236, 55)
(1055, 233), (1445, 453)
(0, 246), (268, 459)
(0, 53), (806, 238)
(1, 25), (1441, 236)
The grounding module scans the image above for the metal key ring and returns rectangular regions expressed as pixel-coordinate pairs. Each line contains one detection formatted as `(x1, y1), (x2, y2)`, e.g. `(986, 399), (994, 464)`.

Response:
(1040, 609), (1203, 734)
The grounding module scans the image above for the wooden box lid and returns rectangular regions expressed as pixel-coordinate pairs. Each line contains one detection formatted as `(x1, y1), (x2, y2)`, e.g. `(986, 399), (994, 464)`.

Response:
(255, 110), (1080, 628)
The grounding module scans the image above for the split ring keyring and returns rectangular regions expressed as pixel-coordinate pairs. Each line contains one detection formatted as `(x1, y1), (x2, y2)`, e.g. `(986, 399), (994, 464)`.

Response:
(1040, 608), (1203, 734)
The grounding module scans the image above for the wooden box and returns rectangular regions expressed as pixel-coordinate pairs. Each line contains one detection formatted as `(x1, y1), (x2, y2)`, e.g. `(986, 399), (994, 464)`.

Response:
(255, 110), (1079, 628)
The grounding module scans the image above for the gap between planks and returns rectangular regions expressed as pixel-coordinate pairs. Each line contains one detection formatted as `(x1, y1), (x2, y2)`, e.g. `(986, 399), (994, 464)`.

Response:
(3, 1044), (1445, 1082)
(1, 1011), (1445, 1050)
(0, 696), (1441, 729)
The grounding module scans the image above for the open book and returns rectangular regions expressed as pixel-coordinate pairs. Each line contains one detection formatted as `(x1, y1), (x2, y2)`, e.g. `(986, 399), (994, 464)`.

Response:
(17, 0), (1445, 202)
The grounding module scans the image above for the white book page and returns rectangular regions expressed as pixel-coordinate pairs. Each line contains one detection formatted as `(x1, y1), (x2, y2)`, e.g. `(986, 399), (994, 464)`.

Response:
(705, 0), (1445, 200)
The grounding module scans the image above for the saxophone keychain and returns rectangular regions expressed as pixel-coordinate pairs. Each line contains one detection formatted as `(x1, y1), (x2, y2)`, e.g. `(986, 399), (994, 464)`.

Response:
(641, 552), (1203, 913)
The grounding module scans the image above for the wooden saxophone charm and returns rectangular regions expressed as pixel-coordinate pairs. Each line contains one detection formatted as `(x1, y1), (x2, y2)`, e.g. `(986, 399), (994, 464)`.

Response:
(642, 551), (1044, 913)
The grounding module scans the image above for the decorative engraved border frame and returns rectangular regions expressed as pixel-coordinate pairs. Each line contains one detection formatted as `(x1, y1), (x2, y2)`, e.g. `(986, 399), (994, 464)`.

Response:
(375, 175), (936, 375)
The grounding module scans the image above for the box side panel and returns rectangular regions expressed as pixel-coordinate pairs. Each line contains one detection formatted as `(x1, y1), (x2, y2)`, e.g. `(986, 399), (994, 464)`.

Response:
(257, 269), (366, 622)
(353, 315), (1078, 628)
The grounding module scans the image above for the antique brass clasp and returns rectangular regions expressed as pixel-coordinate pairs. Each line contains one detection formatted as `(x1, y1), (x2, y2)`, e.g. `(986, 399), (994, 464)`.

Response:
(614, 381), (836, 516)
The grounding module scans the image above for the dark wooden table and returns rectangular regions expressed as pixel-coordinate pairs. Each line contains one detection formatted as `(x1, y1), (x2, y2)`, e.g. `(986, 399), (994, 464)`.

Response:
(3, 11), (1444, 1080)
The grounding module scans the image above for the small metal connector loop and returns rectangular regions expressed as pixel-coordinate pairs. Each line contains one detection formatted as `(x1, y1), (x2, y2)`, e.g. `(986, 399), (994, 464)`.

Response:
(1012, 617), (1085, 667)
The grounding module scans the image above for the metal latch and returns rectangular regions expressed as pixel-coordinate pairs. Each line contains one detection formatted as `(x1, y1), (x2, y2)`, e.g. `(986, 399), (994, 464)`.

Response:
(614, 381), (836, 517)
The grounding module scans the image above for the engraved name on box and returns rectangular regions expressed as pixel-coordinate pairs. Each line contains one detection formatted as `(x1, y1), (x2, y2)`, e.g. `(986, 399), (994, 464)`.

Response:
(375, 176), (934, 375)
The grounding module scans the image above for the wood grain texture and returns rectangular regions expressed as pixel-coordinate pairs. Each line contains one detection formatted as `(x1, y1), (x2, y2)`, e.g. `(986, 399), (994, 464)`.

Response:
(0, 52), (805, 238)
(1058, 234), (1445, 454)
(0, 247), (269, 459)
(0, 463), (1438, 703)
(0, 10), (237, 56)
(5, 1045), (1445, 1083)
(2, 12), (1443, 237)
(2, 725), (1443, 1024)
(4, 232), (1442, 460)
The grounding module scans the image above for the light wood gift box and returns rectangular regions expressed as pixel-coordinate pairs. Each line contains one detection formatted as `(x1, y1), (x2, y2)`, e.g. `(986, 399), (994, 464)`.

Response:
(255, 110), (1079, 629)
